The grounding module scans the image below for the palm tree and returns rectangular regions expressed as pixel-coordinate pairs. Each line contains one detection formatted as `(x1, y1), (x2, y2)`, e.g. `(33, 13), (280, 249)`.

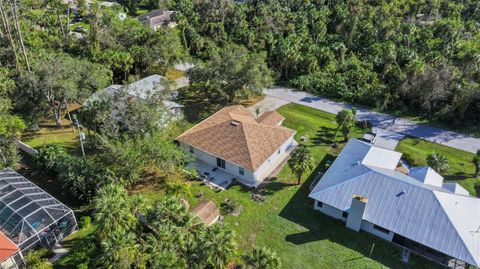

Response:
(165, 180), (191, 198)
(289, 145), (315, 185)
(426, 152), (450, 174)
(98, 231), (143, 269)
(93, 184), (136, 240)
(473, 150), (480, 179)
(203, 224), (237, 269)
(335, 108), (357, 142)
(243, 246), (281, 269)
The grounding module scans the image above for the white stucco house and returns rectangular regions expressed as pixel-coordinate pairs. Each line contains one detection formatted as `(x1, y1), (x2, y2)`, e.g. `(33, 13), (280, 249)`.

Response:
(176, 106), (297, 188)
(309, 139), (480, 268)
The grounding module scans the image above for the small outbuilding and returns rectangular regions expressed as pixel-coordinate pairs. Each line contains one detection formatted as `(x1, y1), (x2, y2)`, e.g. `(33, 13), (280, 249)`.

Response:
(190, 200), (220, 226)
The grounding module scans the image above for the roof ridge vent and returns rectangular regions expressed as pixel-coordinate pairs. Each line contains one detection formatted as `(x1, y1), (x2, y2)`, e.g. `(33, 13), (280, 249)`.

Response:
(230, 120), (240, 126)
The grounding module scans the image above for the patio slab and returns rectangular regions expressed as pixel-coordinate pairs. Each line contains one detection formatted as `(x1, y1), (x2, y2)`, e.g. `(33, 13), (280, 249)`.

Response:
(197, 161), (234, 190)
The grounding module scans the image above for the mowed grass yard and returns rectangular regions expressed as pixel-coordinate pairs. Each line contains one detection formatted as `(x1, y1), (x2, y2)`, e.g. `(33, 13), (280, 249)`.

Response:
(143, 103), (440, 269)
(396, 137), (478, 196)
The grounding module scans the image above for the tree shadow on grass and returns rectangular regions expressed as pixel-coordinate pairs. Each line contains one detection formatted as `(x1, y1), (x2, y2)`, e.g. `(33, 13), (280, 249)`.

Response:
(278, 155), (438, 269)
(177, 86), (226, 123)
(311, 126), (336, 146)
(444, 171), (475, 181)
(260, 179), (297, 196)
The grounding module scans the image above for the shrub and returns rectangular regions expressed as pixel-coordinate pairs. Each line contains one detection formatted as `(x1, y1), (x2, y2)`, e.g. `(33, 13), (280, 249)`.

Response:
(221, 198), (242, 215)
(24, 248), (53, 268)
(67, 236), (97, 268)
(58, 157), (115, 202)
(80, 216), (91, 228)
(33, 145), (67, 174)
(401, 153), (416, 166)
(243, 246), (281, 269)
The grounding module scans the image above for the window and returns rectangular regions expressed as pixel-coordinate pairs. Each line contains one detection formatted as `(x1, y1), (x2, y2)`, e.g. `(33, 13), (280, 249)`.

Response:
(216, 158), (226, 169)
(342, 211), (349, 219)
(373, 224), (390, 234)
(189, 146), (194, 153)
(239, 167), (244, 176)
(317, 201), (323, 208)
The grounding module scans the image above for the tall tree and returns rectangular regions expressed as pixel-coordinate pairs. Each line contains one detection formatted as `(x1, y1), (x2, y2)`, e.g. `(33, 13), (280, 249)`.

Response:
(473, 150), (480, 179)
(0, 98), (25, 168)
(289, 145), (315, 185)
(11, 0), (30, 71)
(20, 54), (111, 126)
(93, 184), (137, 240)
(335, 108), (357, 142)
(188, 44), (272, 104)
(0, 0), (20, 72)
(427, 152), (450, 174)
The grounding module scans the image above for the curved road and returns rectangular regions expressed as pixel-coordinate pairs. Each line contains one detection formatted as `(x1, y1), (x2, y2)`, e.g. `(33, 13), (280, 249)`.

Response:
(263, 87), (480, 154)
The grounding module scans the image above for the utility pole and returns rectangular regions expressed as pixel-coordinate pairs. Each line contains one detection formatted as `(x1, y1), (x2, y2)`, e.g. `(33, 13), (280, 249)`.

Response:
(72, 115), (86, 158)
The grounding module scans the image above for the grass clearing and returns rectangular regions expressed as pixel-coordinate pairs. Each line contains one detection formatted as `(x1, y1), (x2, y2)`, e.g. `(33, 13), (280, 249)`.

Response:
(142, 103), (440, 269)
(396, 137), (478, 196)
(165, 68), (186, 80)
(22, 126), (78, 150)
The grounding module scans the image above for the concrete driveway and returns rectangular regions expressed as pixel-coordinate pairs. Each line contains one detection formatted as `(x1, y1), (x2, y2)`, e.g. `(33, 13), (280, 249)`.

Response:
(372, 127), (405, 150)
(264, 87), (480, 154)
(248, 95), (290, 114)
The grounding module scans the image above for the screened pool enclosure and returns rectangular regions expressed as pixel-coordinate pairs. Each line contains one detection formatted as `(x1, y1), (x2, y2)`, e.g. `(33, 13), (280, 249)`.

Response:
(0, 168), (77, 254)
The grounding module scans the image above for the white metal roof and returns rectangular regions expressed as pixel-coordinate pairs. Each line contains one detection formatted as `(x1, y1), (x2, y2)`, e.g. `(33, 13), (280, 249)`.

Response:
(84, 75), (183, 109)
(409, 166), (444, 187)
(309, 139), (480, 266)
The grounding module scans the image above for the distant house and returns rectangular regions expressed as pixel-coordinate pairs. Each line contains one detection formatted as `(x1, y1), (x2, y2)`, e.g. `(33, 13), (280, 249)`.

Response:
(176, 106), (297, 188)
(0, 168), (78, 268)
(309, 139), (480, 268)
(85, 75), (183, 124)
(138, 10), (176, 30)
(0, 232), (20, 269)
(190, 200), (220, 226)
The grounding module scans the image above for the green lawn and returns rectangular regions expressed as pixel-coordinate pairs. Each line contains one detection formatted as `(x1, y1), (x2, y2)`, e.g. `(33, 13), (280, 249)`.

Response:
(22, 126), (78, 150)
(142, 103), (440, 269)
(396, 137), (479, 196)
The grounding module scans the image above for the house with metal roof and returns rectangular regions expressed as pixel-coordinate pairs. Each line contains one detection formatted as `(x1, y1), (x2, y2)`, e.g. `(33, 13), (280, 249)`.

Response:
(309, 139), (480, 268)
(85, 75), (184, 125)
(176, 106), (297, 189)
(0, 168), (78, 268)
(138, 10), (176, 30)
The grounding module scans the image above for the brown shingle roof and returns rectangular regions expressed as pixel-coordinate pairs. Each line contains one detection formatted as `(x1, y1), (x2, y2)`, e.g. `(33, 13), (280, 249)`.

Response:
(176, 106), (296, 170)
(191, 200), (220, 226)
(256, 111), (285, 126)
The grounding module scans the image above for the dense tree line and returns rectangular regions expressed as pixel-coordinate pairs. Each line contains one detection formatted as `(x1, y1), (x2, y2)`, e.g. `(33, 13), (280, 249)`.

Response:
(0, 0), (186, 165)
(168, 0), (480, 128)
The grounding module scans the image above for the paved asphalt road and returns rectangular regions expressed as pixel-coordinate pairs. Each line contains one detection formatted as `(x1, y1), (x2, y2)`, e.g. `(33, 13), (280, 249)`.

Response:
(264, 87), (480, 154)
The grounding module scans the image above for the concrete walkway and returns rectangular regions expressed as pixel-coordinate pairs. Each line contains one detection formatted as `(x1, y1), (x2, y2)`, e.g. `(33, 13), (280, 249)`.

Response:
(372, 127), (405, 150)
(264, 87), (480, 154)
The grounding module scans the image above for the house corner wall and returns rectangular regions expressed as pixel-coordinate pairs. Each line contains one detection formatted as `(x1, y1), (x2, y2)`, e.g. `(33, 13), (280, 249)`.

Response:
(253, 135), (295, 181)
